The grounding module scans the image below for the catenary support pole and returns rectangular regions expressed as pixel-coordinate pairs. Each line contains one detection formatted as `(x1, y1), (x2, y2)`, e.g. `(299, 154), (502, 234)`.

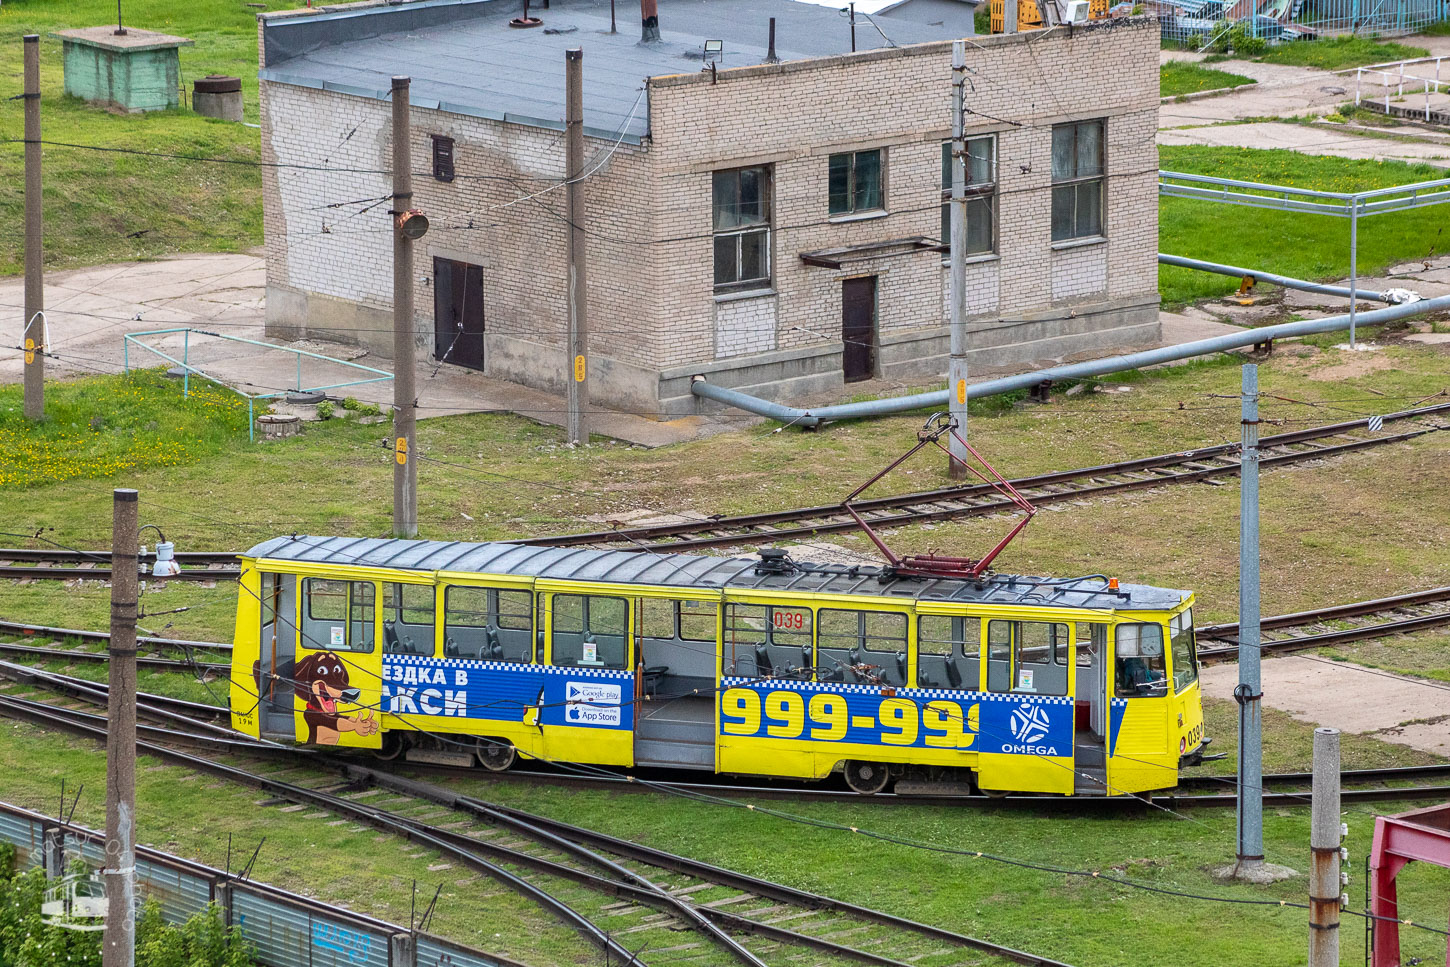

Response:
(1348, 198), (1359, 350)
(565, 49), (590, 447)
(391, 76), (418, 538)
(1309, 727), (1342, 967)
(1005, 0), (1018, 33)
(23, 35), (44, 422)
(947, 40), (969, 477)
(1235, 362), (1264, 875)
(103, 489), (138, 967)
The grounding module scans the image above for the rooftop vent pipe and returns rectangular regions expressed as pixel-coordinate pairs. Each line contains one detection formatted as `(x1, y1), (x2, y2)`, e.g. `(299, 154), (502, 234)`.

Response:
(766, 17), (779, 62)
(640, 0), (661, 42)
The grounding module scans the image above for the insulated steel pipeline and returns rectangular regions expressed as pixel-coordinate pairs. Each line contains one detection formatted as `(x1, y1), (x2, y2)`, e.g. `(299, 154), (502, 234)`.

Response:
(1156, 254), (1404, 304)
(689, 292), (1450, 426)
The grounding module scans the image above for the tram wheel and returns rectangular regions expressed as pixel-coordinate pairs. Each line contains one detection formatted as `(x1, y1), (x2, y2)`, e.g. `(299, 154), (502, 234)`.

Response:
(843, 760), (891, 795)
(371, 731), (406, 761)
(477, 738), (517, 773)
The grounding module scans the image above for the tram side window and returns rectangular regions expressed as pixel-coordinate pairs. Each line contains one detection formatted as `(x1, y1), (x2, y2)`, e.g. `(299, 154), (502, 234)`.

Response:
(302, 578), (375, 653)
(722, 604), (812, 679)
(1115, 622), (1167, 697)
(383, 584), (435, 656)
(443, 586), (533, 662)
(917, 615), (981, 691)
(986, 620), (1068, 695)
(1170, 610), (1199, 692)
(550, 594), (629, 670)
(817, 610), (907, 685)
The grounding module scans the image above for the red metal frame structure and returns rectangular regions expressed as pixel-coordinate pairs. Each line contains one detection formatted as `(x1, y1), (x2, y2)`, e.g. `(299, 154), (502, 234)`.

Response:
(1369, 801), (1450, 967)
(841, 413), (1036, 579)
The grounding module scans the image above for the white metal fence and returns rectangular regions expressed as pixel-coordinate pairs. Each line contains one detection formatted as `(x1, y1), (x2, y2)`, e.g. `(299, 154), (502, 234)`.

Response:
(1351, 56), (1450, 121)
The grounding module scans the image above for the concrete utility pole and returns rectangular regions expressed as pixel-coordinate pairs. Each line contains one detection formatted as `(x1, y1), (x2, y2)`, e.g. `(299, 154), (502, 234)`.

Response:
(1309, 727), (1342, 967)
(23, 34), (44, 422)
(103, 489), (138, 967)
(1004, 0), (1019, 33)
(391, 75), (418, 539)
(1234, 362), (1264, 875)
(947, 40), (969, 477)
(564, 48), (590, 446)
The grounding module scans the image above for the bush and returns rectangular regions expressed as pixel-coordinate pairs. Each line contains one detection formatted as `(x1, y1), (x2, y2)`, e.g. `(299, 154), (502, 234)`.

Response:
(0, 852), (252, 967)
(341, 397), (360, 411)
(358, 402), (382, 417)
(316, 400), (336, 420)
(135, 901), (253, 967)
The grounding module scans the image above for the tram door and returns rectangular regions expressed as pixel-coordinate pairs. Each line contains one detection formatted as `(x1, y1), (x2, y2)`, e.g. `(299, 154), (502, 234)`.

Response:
(258, 572), (297, 738)
(1075, 623), (1108, 739)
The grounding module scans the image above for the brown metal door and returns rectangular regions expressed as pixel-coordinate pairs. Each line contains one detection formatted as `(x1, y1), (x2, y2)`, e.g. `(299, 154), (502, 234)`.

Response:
(841, 276), (877, 383)
(433, 258), (486, 371)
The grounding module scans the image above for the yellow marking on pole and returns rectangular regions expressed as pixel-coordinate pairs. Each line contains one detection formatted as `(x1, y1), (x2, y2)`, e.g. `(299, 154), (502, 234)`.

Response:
(574, 355), (586, 382)
(24, 337), (34, 365)
(956, 379), (966, 405)
(395, 437), (408, 465)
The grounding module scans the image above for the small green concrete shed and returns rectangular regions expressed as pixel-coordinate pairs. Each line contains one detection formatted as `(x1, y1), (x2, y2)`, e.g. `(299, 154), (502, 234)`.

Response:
(51, 26), (193, 113)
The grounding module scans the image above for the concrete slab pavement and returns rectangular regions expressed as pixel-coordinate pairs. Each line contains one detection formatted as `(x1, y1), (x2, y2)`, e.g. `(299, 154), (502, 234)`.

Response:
(1200, 655), (1450, 756)
(1160, 58), (1355, 128)
(1159, 120), (1450, 168)
(0, 253), (731, 447)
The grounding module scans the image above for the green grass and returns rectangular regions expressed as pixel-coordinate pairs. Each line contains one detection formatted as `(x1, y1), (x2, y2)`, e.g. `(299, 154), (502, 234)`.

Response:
(3, 342), (1450, 638)
(0, 718), (598, 965)
(0, 369), (254, 487)
(1259, 35), (1428, 70)
(1159, 146), (1450, 305)
(0, 0), (308, 275)
(1421, 20), (1450, 36)
(3, 352), (1450, 965)
(1160, 61), (1256, 98)
(1, 710), (1448, 967)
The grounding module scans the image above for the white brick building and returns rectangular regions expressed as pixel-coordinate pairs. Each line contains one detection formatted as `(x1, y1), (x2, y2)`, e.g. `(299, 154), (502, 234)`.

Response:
(258, 0), (1160, 417)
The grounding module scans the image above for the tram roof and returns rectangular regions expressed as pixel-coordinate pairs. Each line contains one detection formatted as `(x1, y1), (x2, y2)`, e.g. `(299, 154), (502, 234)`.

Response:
(244, 536), (1190, 612)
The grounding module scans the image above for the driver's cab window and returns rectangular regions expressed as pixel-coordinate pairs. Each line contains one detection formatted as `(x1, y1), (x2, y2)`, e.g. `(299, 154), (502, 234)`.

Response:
(1114, 622), (1167, 697)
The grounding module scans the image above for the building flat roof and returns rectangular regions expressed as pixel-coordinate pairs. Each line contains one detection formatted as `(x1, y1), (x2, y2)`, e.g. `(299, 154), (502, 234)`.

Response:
(245, 535), (1190, 612)
(260, 0), (970, 141)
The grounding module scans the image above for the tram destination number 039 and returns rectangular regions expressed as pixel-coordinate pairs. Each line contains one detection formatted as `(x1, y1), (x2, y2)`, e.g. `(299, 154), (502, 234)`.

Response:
(721, 687), (978, 747)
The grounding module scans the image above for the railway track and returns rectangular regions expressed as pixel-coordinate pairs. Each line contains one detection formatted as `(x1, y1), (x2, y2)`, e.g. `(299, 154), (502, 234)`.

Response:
(528, 401), (1450, 550)
(1197, 585), (1450, 662)
(0, 619), (229, 673)
(1, 403), (1445, 578)
(0, 671), (1077, 967)
(0, 548), (239, 582)
(5, 662), (1450, 814)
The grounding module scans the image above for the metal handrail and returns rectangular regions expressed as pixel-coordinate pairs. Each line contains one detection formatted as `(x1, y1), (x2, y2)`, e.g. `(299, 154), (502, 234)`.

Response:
(122, 328), (394, 441)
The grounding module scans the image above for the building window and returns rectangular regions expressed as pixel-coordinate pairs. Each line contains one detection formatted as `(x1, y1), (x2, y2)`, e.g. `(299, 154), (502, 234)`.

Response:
(828, 149), (884, 216)
(431, 135), (455, 182)
(940, 137), (996, 255)
(1051, 120), (1104, 242)
(713, 166), (772, 291)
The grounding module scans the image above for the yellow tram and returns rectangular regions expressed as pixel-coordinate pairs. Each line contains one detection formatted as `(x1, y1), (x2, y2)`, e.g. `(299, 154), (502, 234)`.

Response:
(230, 537), (1206, 796)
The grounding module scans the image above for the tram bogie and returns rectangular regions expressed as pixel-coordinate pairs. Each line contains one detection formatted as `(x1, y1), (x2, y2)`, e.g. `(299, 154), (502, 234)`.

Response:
(231, 537), (1206, 798)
